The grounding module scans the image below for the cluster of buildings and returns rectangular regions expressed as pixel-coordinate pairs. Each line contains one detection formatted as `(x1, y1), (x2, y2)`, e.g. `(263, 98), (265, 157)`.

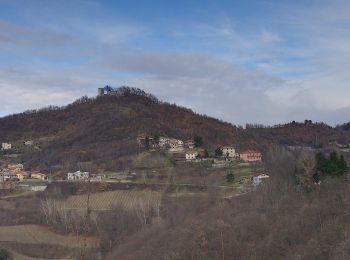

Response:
(138, 135), (197, 161)
(0, 164), (47, 182)
(137, 135), (262, 163)
(219, 146), (262, 162)
(137, 135), (194, 151)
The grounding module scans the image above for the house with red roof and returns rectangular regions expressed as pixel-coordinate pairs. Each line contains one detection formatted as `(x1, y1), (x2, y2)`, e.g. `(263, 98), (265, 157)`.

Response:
(240, 150), (262, 162)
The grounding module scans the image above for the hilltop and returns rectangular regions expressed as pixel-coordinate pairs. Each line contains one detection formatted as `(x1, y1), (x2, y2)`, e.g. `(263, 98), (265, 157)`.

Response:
(0, 87), (349, 171)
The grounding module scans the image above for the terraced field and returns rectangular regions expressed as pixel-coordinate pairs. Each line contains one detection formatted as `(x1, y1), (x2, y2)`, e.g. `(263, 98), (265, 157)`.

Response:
(64, 189), (162, 211)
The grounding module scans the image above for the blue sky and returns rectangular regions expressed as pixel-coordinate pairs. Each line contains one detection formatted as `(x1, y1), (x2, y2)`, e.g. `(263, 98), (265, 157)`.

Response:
(1, 0), (350, 125)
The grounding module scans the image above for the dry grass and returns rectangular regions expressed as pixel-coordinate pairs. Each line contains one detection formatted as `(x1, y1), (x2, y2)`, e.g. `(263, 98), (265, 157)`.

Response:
(0, 225), (98, 248)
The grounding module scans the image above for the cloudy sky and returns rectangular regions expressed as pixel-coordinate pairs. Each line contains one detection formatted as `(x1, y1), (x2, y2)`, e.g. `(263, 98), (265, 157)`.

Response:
(0, 0), (350, 126)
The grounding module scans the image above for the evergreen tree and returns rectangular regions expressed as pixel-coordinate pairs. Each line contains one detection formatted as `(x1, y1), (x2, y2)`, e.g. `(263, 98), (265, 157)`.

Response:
(315, 151), (347, 177)
(215, 147), (223, 157)
(193, 135), (203, 147)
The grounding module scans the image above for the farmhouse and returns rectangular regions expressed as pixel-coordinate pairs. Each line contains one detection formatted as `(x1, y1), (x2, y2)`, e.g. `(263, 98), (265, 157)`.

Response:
(221, 146), (236, 158)
(67, 170), (89, 181)
(240, 150), (262, 162)
(168, 139), (183, 148)
(16, 171), (30, 181)
(1, 143), (12, 150)
(31, 171), (48, 181)
(185, 151), (198, 161)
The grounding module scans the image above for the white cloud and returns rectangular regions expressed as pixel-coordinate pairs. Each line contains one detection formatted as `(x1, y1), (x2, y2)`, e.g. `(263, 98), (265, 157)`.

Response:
(1, 0), (350, 127)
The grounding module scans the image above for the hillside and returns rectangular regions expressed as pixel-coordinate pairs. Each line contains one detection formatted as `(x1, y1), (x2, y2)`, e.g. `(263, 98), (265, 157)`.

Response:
(0, 87), (349, 171)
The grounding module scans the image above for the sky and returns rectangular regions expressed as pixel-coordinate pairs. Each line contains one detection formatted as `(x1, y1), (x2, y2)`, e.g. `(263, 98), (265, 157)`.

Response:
(0, 0), (350, 126)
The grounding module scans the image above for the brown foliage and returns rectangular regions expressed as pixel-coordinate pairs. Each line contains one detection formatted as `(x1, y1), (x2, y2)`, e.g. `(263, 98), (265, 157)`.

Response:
(1, 91), (349, 172)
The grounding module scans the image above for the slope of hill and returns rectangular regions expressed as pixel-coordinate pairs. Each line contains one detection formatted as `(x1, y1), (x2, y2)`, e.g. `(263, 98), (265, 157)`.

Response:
(0, 87), (349, 171)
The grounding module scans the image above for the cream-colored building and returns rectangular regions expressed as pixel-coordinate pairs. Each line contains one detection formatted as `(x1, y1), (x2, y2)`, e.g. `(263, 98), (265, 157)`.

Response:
(31, 172), (47, 180)
(222, 146), (236, 158)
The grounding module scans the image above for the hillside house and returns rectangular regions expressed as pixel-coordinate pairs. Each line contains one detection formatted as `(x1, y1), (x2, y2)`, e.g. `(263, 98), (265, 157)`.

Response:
(168, 139), (183, 148)
(16, 171), (30, 181)
(240, 150), (262, 162)
(252, 173), (269, 186)
(184, 140), (195, 149)
(1, 143), (12, 150)
(67, 171), (89, 181)
(31, 172), (48, 181)
(222, 146), (236, 158)
(185, 151), (198, 161)
(168, 139), (184, 152)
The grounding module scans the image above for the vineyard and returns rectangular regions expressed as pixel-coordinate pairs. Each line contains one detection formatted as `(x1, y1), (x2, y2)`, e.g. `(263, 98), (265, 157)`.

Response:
(63, 190), (162, 211)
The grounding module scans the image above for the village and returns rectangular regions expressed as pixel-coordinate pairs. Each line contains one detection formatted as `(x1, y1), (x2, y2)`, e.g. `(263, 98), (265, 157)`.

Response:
(3, 131), (350, 196)
(0, 134), (269, 195)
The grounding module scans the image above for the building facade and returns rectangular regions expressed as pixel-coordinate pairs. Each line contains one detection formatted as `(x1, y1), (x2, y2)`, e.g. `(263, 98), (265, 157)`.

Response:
(67, 171), (89, 181)
(240, 150), (262, 162)
(185, 151), (198, 160)
(222, 146), (236, 158)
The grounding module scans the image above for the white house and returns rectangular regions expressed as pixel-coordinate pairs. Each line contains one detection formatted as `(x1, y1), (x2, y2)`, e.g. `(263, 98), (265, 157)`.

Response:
(67, 171), (89, 181)
(221, 146), (236, 158)
(252, 173), (269, 186)
(1, 143), (12, 150)
(185, 151), (198, 161)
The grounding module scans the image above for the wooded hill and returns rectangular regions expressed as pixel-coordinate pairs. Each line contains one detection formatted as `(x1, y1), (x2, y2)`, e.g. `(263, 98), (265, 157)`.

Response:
(0, 87), (349, 171)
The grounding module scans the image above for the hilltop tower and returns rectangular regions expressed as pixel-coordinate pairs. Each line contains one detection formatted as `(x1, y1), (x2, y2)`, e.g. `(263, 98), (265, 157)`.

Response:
(98, 88), (105, 96)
